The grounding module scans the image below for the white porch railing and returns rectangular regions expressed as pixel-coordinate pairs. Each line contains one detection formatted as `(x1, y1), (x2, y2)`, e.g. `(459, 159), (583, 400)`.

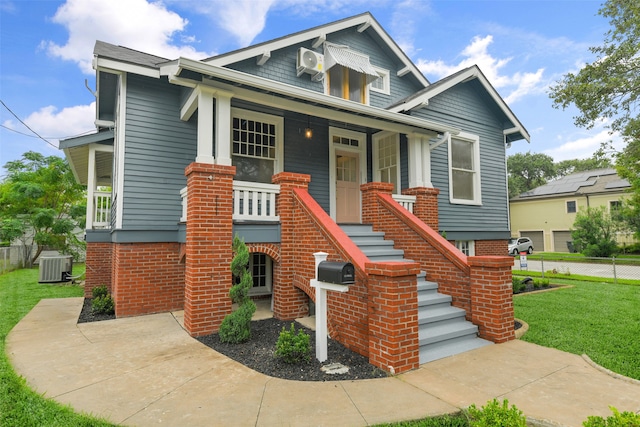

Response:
(181, 181), (280, 222)
(392, 194), (416, 214)
(93, 191), (112, 229)
(233, 180), (280, 221)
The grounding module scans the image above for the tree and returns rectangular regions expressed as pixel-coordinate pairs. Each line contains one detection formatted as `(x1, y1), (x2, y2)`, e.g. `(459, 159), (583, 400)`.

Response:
(549, 0), (640, 235)
(555, 148), (614, 177)
(218, 236), (256, 343)
(0, 152), (86, 267)
(571, 206), (619, 257)
(507, 152), (556, 198)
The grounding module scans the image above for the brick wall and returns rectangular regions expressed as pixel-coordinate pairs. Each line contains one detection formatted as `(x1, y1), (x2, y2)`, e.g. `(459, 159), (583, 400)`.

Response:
(85, 242), (113, 298)
(183, 163), (235, 337)
(111, 242), (184, 317)
(475, 239), (508, 256)
(274, 172), (372, 357)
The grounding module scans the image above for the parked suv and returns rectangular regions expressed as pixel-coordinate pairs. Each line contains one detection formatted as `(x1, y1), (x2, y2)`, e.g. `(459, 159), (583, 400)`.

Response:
(508, 237), (534, 256)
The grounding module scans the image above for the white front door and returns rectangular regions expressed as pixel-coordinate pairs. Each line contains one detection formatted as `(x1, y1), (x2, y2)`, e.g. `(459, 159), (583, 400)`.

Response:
(329, 127), (367, 224)
(336, 151), (360, 223)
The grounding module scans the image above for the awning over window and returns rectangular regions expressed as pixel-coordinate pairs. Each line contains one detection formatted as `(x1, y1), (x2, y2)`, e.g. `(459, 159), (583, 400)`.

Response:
(324, 43), (380, 84)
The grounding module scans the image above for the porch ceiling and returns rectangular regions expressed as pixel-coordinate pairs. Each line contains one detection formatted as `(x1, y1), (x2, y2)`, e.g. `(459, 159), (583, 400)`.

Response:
(60, 130), (114, 187)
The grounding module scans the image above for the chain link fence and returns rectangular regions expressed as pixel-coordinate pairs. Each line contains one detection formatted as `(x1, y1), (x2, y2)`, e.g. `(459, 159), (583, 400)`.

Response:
(513, 254), (640, 284)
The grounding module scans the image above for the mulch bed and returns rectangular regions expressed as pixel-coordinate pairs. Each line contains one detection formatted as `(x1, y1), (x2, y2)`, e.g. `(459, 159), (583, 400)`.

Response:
(77, 298), (116, 323)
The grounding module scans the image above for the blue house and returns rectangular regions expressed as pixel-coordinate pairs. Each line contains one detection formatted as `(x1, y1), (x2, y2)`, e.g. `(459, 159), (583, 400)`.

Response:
(62, 13), (528, 371)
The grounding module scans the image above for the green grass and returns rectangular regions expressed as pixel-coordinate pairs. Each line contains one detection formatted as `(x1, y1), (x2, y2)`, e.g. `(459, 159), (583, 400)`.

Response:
(374, 413), (469, 426)
(521, 252), (640, 264)
(0, 266), (117, 427)
(513, 270), (640, 286)
(514, 278), (640, 380)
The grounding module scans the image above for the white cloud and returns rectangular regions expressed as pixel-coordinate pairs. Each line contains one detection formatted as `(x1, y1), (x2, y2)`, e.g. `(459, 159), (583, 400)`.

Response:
(4, 103), (96, 146)
(415, 35), (545, 104)
(45, 0), (211, 74)
(544, 129), (623, 162)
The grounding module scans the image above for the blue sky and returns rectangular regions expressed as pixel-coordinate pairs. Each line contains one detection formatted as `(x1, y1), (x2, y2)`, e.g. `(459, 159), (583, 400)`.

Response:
(0, 0), (621, 176)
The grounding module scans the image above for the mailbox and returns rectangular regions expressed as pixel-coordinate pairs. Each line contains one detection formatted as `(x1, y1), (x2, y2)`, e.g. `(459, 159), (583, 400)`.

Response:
(317, 261), (355, 285)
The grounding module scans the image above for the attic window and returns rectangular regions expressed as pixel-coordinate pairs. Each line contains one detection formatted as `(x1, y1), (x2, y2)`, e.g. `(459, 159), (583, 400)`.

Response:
(324, 43), (379, 104)
(370, 67), (389, 95)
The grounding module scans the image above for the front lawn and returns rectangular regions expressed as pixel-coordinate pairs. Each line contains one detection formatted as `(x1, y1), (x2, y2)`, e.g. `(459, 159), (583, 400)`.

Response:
(0, 266), (116, 427)
(514, 278), (640, 380)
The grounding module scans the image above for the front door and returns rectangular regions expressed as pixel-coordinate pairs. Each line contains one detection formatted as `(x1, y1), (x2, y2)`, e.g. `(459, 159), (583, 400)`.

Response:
(336, 151), (360, 223)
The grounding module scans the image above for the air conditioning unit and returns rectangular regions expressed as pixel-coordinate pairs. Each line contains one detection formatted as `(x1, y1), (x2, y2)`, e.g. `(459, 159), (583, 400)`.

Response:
(297, 47), (324, 77)
(39, 255), (73, 283)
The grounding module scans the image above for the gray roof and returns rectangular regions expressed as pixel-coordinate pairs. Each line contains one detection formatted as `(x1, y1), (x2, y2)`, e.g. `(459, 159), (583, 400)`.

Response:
(512, 168), (630, 200)
(94, 40), (169, 69)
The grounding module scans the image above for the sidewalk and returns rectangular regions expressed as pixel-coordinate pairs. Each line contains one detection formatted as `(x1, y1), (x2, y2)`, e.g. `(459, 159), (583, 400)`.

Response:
(7, 298), (640, 426)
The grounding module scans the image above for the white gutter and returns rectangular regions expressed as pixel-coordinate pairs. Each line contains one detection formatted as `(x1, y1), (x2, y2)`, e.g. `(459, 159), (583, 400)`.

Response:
(162, 57), (459, 136)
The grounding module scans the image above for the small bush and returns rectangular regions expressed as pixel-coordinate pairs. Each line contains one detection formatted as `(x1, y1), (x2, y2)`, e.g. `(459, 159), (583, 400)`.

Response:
(219, 301), (256, 343)
(92, 284), (109, 299)
(583, 406), (640, 427)
(512, 278), (526, 293)
(275, 323), (311, 364)
(91, 295), (114, 315)
(466, 399), (526, 427)
(536, 278), (550, 288)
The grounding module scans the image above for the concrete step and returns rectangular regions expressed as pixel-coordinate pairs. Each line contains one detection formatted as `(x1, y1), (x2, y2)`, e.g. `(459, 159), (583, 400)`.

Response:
(418, 292), (452, 307)
(418, 304), (467, 325)
(419, 321), (479, 346)
(420, 335), (493, 363)
(417, 280), (438, 294)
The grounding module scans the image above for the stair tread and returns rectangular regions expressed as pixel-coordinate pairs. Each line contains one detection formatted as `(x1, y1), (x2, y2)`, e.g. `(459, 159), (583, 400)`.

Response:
(419, 321), (478, 343)
(418, 292), (452, 306)
(419, 305), (466, 323)
(420, 337), (493, 363)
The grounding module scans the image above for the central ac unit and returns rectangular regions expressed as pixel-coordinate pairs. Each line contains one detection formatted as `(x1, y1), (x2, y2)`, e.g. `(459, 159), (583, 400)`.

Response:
(297, 47), (324, 77)
(39, 255), (73, 283)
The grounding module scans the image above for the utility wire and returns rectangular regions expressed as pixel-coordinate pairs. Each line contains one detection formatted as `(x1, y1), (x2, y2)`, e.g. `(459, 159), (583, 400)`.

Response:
(0, 123), (95, 140)
(0, 99), (58, 149)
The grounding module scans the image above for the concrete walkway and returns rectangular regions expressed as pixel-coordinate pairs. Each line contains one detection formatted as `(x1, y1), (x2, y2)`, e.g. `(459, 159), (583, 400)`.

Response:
(7, 298), (640, 427)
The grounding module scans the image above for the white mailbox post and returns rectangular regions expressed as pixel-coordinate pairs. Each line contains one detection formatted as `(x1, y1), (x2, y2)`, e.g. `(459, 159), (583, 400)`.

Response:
(310, 252), (350, 363)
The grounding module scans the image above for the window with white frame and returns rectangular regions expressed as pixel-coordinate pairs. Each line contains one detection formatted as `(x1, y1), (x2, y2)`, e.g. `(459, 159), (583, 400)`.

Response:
(455, 240), (475, 256)
(370, 67), (390, 95)
(374, 132), (400, 193)
(231, 110), (282, 183)
(249, 252), (272, 294)
(449, 133), (481, 204)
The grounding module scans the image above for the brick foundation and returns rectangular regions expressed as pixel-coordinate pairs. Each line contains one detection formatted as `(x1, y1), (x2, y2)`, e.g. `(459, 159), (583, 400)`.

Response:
(475, 239), (508, 256)
(111, 242), (185, 317)
(85, 242), (113, 298)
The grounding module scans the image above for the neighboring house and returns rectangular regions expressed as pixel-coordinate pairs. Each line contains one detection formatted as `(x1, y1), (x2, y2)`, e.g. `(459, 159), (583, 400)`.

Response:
(510, 168), (636, 253)
(61, 13), (528, 372)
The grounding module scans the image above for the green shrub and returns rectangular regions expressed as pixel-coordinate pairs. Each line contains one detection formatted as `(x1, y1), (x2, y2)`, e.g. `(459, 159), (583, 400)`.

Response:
(219, 301), (256, 343)
(219, 236), (256, 343)
(583, 406), (640, 427)
(275, 323), (311, 364)
(91, 295), (114, 315)
(466, 399), (526, 427)
(512, 277), (526, 293)
(92, 284), (109, 299)
(536, 278), (550, 288)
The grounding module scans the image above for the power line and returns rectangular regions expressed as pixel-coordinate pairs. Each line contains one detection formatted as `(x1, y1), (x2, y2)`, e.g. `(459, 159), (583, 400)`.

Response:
(0, 123), (95, 140)
(0, 99), (58, 149)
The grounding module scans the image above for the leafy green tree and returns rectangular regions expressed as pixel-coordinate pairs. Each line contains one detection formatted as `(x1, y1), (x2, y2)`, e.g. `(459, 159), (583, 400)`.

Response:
(0, 152), (86, 267)
(507, 152), (556, 198)
(571, 206), (620, 257)
(555, 148), (614, 177)
(549, 0), (640, 236)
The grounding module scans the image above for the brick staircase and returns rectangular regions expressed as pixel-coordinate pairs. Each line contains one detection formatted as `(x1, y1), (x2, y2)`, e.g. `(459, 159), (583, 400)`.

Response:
(341, 224), (492, 363)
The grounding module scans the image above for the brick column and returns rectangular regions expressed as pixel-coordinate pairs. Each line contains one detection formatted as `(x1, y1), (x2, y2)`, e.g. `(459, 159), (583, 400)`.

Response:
(361, 182), (394, 229)
(367, 261), (421, 374)
(402, 187), (440, 230)
(468, 256), (515, 343)
(184, 162), (236, 337)
(272, 172), (312, 320)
